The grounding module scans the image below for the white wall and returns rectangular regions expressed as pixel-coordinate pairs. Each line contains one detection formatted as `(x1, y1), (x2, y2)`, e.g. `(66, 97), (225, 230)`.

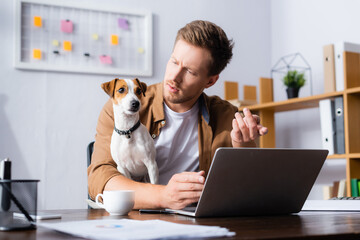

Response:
(271, 0), (360, 199)
(2, 0), (357, 209)
(0, 0), (271, 209)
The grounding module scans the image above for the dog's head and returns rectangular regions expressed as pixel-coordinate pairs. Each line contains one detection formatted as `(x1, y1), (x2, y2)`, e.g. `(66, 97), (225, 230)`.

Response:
(101, 78), (147, 115)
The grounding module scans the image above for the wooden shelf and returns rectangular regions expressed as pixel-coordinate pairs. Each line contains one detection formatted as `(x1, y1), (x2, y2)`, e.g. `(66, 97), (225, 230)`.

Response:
(239, 91), (344, 112)
(327, 154), (360, 159)
(233, 51), (360, 197)
(346, 86), (360, 94)
(238, 84), (360, 114)
(327, 154), (347, 159)
(348, 153), (360, 159)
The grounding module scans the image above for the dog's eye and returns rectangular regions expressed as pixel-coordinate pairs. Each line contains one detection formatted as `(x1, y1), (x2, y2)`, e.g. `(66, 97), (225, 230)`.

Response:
(136, 88), (142, 95)
(118, 88), (125, 93)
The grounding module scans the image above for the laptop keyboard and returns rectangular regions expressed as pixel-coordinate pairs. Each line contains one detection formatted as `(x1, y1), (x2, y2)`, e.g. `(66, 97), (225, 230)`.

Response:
(181, 206), (196, 212)
(330, 197), (360, 200)
(302, 199), (360, 211)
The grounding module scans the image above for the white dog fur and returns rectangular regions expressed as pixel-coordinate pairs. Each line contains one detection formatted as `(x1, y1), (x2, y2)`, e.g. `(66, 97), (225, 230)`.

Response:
(101, 78), (158, 184)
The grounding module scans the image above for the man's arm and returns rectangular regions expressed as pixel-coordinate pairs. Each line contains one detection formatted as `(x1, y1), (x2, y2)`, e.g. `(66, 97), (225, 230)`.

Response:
(105, 171), (205, 209)
(87, 100), (121, 200)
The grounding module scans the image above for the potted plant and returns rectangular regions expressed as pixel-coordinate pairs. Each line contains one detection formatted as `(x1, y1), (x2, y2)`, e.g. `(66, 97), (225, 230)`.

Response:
(282, 70), (306, 99)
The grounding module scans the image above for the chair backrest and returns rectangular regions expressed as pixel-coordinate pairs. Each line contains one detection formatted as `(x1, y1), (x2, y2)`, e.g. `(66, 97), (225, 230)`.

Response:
(87, 141), (95, 208)
(87, 141), (94, 167)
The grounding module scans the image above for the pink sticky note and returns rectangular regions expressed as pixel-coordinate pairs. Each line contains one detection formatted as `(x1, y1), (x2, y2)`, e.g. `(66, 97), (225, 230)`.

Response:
(118, 18), (129, 30)
(61, 20), (73, 33)
(99, 55), (112, 65)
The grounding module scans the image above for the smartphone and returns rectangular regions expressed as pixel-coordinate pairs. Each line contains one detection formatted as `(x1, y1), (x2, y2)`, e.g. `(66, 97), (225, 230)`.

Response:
(14, 211), (62, 220)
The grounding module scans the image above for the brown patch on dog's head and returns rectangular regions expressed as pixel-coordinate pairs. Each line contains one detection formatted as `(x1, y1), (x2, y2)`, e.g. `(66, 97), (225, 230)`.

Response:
(133, 78), (147, 97)
(112, 79), (129, 105)
(101, 78), (129, 105)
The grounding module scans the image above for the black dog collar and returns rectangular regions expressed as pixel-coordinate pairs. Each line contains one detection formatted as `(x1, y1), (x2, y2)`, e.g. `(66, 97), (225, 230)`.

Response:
(114, 120), (141, 139)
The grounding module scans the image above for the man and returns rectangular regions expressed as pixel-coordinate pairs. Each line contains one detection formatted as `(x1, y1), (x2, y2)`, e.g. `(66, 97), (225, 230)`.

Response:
(88, 20), (267, 210)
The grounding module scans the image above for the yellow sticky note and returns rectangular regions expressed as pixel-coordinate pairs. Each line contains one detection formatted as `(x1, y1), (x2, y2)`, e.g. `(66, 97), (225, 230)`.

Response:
(137, 47), (145, 54)
(52, 40), (59, 47)
(111, 35), (118, 45)
(92, 34), (99, 40)
(34, 16), (42, 27)
(63, 41), (72, 51)
(33, 49), (41, 59)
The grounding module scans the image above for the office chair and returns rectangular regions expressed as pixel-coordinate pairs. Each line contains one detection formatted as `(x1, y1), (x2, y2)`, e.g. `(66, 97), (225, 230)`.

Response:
(87, 141), (95, 167)
(87, 141), (95, 209)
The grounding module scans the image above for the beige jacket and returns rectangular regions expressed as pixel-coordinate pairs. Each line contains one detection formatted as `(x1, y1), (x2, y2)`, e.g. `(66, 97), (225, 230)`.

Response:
(87, 82), (238, 200)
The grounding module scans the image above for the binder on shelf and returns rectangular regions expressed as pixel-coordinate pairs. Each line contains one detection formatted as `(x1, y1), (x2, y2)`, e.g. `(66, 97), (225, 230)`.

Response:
(224, 81), (238, 100)
(259, 78), (273, 103)
(322, 185), (333, 200)
(319, 99), (336, 155)
(323, 44), (336, 93)
(332, 181), (340, 198)
(351, 179), (359, 197)
(338, 179), (347, 198)
(334, 96), (345, 154)
(334, 42), (360, 91)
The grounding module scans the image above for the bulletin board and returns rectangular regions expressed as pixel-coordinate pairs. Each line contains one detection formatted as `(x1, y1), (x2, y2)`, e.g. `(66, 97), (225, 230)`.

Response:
(14, 0), (153, 76)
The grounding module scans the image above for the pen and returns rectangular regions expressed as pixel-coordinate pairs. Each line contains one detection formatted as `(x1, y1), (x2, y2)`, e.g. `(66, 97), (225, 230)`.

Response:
(139, 209), (174, 214)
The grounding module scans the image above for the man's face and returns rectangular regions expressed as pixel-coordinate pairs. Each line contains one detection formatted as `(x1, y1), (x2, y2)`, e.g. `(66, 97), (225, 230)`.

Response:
(163, 39), (218, 112)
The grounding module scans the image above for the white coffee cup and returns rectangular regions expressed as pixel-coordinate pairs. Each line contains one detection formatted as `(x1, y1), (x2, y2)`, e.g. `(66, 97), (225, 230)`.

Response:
(95, 190), (135, 215)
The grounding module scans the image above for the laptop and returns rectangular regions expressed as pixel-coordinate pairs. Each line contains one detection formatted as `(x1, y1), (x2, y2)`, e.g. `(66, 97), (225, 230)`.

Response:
(166, 147), (328, 217)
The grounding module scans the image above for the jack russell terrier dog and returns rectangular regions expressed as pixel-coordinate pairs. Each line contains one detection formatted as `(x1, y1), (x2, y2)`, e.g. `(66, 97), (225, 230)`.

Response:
(101, 78), (158, 184)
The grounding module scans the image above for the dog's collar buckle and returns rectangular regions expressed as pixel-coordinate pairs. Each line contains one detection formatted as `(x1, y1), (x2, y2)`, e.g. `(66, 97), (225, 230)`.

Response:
(114, 120), (141, 138)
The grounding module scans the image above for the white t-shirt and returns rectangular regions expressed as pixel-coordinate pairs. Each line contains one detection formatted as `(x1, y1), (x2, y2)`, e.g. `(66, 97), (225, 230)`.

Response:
(154, 102), (199, 185)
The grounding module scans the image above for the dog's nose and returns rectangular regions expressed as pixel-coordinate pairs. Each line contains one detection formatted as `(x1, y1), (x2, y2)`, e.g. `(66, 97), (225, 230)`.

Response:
(131, 100), (139, 108)
(130, 100), (140, 111)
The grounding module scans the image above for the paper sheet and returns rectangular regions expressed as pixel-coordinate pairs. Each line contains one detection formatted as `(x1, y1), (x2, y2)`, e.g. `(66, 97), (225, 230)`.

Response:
(99, 55), (112, 65)
(33, 16), (42, 27)
(52, 40), (59, 47)
(60, 20), (73, 33)
(38, 219), (235, 240)
(33, 49), (41, 59)
(111, 35), (119, 45)
(118, 18), (129, 30)
(63, 41), (72, 51)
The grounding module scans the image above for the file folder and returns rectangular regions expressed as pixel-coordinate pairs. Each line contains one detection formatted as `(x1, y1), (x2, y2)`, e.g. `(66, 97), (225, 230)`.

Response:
(334, 42), (360, 91)
(338, 179), (347, 198)
(334, 97), (345, 154)
(319, 99), (335, 155)
(323, 44), (336, 93)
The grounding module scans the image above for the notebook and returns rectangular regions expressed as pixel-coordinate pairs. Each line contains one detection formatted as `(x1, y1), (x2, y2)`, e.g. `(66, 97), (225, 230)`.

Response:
(167, 147), (328, 217)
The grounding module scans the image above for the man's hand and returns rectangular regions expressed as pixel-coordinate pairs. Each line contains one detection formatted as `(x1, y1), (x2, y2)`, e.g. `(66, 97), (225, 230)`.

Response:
(231, 108), (268, 148)
(159, 171), (205, 210)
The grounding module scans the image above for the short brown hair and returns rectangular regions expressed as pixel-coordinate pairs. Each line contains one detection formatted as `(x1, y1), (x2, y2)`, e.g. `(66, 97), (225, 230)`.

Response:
(175, 20), (234, 76)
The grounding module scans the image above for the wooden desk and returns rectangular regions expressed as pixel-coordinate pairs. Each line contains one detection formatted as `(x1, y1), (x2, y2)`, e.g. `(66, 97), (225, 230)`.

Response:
(1, 209), (360, 239)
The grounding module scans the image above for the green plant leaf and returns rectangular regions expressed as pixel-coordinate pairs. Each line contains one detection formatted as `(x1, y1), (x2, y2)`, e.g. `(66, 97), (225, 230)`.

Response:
(282, 70), (306, 88)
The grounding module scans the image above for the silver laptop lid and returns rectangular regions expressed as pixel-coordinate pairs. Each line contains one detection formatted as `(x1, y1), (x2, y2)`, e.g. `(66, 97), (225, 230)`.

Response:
(194, 148), (328, 217)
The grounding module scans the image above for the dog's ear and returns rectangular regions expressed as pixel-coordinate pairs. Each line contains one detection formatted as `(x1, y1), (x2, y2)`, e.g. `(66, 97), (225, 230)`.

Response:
(140, 82), (147, 95)
(135, 78), (147, 97)
(101, 78), (118, 97)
